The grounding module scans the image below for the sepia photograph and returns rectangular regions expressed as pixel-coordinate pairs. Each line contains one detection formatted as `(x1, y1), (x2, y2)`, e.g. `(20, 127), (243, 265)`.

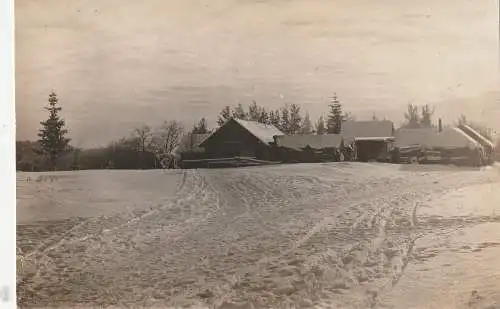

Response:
(15, 0), (500, 308)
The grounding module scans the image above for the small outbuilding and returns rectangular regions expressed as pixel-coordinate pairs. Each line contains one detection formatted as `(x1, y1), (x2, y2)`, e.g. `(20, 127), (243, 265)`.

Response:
(274, 134), (344, 163)
(342, 120), (395, 162)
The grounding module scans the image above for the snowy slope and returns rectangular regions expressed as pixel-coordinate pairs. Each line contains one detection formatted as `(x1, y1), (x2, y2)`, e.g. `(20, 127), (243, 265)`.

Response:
(16, 163), (500, 308)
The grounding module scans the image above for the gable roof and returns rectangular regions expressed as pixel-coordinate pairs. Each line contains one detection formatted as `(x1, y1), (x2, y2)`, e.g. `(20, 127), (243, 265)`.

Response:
(395, 127), (482, 150)
(233, 118), (284, 144)
(430, 127), (482, 149)
(200, 118), (284, 147)
(394, 127), (437, 148)
(275, 134), (343, 150)
(342, 120), (394, 142)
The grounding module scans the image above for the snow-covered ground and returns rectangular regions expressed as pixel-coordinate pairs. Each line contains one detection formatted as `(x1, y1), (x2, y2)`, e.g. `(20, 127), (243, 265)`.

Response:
(16, 163), (500, 308)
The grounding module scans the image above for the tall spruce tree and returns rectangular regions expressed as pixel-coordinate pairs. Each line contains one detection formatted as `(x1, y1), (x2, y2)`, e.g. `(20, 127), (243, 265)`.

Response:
(289, 103), (302, 134)
(280, 106), (290, 134)
(37, 91), (71, 170)
(327, 94), (343, 134)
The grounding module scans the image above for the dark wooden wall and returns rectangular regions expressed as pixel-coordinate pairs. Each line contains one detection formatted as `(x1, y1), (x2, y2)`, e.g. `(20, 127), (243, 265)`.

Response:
(202, 120), (272, 160)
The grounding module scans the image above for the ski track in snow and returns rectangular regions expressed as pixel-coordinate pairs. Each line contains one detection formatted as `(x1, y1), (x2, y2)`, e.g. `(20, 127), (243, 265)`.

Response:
(16, 163), (500, 308)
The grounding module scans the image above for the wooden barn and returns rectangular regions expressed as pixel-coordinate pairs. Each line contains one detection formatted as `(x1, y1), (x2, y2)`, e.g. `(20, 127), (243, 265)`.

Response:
(197, 118), (284, 164)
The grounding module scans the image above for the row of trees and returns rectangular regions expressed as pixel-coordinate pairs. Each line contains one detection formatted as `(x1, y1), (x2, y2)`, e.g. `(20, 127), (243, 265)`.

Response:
(216, 94), (355, 135)
(401, 103), (495, 141)
(402, 104), (435, 129)
(18, 91), (498, 172)
(18, 92), (187, 171)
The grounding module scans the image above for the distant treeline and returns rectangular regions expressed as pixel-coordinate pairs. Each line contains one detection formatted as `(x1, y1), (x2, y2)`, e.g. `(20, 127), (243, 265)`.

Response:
(16, 91), (498, 172)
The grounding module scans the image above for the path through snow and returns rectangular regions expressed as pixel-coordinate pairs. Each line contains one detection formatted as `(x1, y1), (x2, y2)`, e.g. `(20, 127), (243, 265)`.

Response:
(16, 163), (500, 308)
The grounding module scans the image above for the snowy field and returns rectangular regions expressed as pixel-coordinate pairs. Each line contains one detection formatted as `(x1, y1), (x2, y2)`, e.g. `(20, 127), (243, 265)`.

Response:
(16, 163), (500, 309)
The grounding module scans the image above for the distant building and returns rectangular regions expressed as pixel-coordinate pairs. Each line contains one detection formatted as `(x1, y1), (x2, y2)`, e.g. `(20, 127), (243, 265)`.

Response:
(274, 134), (344, 163)
(394, 126), (485, 166)
(341, 120), (395, 143)
(341, 120), (396, 162)
(199, 118), (283, 161)
(394, 127), (437, 149)
(171, 133), (211, 160)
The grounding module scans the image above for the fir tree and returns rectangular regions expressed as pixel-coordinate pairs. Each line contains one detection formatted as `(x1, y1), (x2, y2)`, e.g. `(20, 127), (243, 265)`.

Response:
(300, 112), (312, 134)
(217, 106), (232, 126)
(315, 116), (326, 135)
(289, 103), (302, 134)
(280, 106), (290, 134)
(37, 91), (71, 170)
(327, 94), (343, 134)
(420, 104), (434, 127)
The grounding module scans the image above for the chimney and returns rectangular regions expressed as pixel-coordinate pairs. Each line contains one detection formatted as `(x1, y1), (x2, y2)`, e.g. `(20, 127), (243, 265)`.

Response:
(272, 135), (279, 145)
(438, 118), (443, 132)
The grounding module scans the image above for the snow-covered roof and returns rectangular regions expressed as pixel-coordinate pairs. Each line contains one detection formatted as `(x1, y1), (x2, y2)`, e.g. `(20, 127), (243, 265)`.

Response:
(342, 120), (394, 142)
(355, 137), (395, 141)
(232, 118), (284, 144)
(394, 128), (437, 148)
(459, 124), (495, 149)
(275, 134), (343, 150)
(395, 127), (482, 150)
(429, 127), (482, 150)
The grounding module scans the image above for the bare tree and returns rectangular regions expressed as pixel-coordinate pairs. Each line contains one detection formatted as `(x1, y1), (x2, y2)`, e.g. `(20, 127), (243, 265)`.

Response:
(248, 100), (260, 121)
(232, 103), (247, 120)
(153, 121), (184, 155)
(343, 112), (356, 122)
(192, 117), (209, 134)
(134, 125), (153, 152)
(403, 104), (420, 128)
(456, 114), (468, 126)
(269, 109), (281, 129)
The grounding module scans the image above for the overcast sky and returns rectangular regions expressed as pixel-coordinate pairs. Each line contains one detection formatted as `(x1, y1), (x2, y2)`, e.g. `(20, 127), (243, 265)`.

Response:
(16, 0), (499, 147)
